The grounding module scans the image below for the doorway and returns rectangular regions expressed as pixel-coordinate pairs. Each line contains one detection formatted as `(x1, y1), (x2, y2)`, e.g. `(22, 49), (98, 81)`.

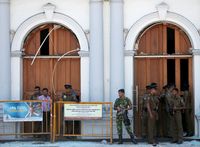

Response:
(134, 23), (193, 136)
(22, 23), (81, 135)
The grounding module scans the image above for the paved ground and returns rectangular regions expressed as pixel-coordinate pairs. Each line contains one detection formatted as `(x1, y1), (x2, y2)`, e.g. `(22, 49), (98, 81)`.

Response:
(1, 140), (200, 147)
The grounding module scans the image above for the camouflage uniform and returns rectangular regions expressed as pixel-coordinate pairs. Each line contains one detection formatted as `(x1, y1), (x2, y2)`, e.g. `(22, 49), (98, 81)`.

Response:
(147, 94), (159, 144)
(170, 94), (184, 142)
(114, 97), (133, 136)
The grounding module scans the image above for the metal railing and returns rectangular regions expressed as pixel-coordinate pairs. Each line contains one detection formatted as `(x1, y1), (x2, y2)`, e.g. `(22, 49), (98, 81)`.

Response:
(52, 101), (113, 143)
(0, 100), (113, 143)
(0, 100), (52, 141)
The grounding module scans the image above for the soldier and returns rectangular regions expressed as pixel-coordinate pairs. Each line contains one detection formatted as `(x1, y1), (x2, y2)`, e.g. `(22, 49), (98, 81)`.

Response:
(146, 84), (159, 146)
(114, 89), (137, 144)
(165, 83), (176, 138)
(62, 84), (78, 102)
(62, 84), (79, 135)
(140, 85), (151, 138)
(170, 88), (184, 144)
(159, 85), (169, 137)
(182, 84), (193, 136)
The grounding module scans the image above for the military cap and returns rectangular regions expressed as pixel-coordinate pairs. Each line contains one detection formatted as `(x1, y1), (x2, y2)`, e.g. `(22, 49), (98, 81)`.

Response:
(64, 83), (72, 89)
(150, 84), (157, 89)
(150, 82), (157, 88)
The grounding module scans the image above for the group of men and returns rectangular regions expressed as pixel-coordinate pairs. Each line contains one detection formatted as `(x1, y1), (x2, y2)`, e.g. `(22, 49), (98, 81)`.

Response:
(140, 82), (193, 145)
(114, 83), (193, 146)
(30, 82), (193, 145)
(30, 84), (78, 137)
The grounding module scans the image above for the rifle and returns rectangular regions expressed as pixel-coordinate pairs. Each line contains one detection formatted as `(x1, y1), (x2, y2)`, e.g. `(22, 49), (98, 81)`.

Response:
(117, 105), (131, 126)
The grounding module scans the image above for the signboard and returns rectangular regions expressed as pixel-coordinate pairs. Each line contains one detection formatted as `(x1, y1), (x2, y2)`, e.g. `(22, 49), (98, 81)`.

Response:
(64, 104), (102, 120)
(3, 102), (43, 122)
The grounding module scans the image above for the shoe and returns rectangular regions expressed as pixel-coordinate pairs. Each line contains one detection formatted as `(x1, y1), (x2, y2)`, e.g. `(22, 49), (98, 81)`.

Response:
(186, 132), (194, 137)
(177, 140), (183, 144)
(171, 140), (178, 143)
(148, 142), (157, 146)
(152, 143), (157, 146)
(130, 133), (137, 144)
(118, 134), (123, 144)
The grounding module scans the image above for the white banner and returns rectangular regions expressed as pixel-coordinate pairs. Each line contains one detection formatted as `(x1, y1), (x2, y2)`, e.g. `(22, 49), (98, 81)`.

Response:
(64, 104), (102, 120)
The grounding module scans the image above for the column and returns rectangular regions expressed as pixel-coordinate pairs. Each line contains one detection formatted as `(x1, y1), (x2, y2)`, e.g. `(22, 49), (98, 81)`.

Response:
(79, 51), (90, 102)
(0, 0), (10, 99)
(192, 49), (200, 136)
(89, 0), (104, 101)
(110, 0), (124, 102)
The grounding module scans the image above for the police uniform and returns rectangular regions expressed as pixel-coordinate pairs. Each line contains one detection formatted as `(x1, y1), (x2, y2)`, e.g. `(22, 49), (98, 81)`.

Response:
(147, 93), (159, 144)
(183, 90), (193, 136)
(170, 94), (184, 143)
(62, 84), (78, 134)
(140, 87), (150, 137)
(114, 96), (137, 144)
(165, 89), (173, 137)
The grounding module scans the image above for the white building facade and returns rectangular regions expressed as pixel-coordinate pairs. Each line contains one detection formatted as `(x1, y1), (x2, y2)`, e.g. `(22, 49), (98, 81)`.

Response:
(1, 0), (200, 137)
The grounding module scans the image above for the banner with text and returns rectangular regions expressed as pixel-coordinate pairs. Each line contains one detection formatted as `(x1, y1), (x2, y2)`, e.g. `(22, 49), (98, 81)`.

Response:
(3, 102), (43, 122)
(64, 104), (102, 120)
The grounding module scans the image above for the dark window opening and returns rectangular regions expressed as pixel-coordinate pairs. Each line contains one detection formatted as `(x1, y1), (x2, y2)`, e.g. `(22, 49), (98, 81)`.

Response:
(180, 59), (189, 91)
(167, 27), (175, 54)
(40, 29), (49, 55)
(167, 59), (175, 85)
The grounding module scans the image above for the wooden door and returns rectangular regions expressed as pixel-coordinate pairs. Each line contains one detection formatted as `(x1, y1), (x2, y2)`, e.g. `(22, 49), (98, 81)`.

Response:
(134, 23), (193, 136)
(22, 24), (80, 134)
(23, 24), (80, 99)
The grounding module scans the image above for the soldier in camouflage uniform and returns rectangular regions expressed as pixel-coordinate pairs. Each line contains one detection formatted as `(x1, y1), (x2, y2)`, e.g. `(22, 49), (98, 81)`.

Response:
(62, 84), (79, 135)
(114, 89), (137, 144)
(146, 84), (159, 146)
(140, 85), (151, 138)
(170, 88), (184, 144)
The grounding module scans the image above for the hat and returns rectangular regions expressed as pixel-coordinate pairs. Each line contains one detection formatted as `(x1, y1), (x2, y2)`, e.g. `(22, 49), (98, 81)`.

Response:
(150, 84), (157, 89)
(150, 82), (157, 88)
(64, 83), (72, 89)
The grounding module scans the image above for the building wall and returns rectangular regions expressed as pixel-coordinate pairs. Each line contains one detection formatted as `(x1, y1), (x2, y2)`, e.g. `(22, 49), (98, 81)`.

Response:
(5, 0), (200, 138)
(10, 0), (89, 31)
(9, 0), (200, 102)
(124, 0), (200, 29)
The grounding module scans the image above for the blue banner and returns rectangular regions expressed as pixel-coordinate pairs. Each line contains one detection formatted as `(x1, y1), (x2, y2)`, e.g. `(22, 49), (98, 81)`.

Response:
(3, 102), (43, 122)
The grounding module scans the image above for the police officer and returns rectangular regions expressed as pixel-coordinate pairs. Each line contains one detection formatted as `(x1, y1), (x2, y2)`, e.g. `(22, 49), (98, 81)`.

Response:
(62, 84), (79, 135)
(182, 84), (193, 136)
(146, 84), (159, 146)
(62, 84), (78, 102)
(159, 85), (169, 137)
(114, 89), (137, 144)
(140, 85), (151, 138)
(165, 83), (176, 137)
(170, 88), (184, 144)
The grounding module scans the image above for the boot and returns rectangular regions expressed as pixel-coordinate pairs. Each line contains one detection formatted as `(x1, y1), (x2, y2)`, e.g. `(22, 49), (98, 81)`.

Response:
(118, 134), (123, 144)
(130, 133), (137, 144)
